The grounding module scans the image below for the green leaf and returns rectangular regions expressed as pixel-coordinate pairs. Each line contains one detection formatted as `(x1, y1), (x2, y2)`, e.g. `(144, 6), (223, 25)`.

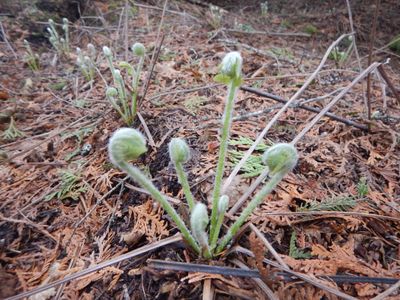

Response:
(213, 74), (231, 84)
(289, 231), (311, 259)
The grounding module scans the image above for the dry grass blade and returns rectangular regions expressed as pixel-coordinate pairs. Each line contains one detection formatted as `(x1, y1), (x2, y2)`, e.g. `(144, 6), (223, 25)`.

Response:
(6, 235), (182, 300)
(291, 62), (382, 144)
(371, 279), (400, 300)
(231, 259), (278, 300)
(249, 224), (288, 269)
(233, 246), (358, 300)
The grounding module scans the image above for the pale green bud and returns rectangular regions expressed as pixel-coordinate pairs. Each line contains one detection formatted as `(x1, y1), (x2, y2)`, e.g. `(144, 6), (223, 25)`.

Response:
(169, 138), (190, 164)
(103, 46), (112, 57)
(220, 51), (242, 80)
(62, 18), (68, 31)
(106, 87), (118, 98)
(190, 202), (210, 255)
(87, 43), (96, 57)
(108, 128), (147, 166)
(132, 42), (145, 56)
(218, 195), (229, 214)
(262, 143), (298, 176)
(76, 56), (83, 66)
(48, 19), (55, 26)
(113, 69), (122, 80)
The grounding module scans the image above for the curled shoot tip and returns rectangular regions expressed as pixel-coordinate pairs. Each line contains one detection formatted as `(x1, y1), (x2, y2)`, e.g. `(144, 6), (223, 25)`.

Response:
(108, 128), (147, 166)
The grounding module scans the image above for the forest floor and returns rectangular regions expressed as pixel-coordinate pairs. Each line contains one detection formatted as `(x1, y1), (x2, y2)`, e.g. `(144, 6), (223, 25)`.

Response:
(1, 0), (400, 299)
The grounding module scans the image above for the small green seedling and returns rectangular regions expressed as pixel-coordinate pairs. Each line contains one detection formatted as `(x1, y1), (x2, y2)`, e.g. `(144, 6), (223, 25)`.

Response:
(47, 18), (70, 54)
(45, 169), (87, 201)
(2, 117), (24, 141)
(289, 231), (311, 259)
(260, 1), (268, 17)
(328, 36), (353, 65)
(304, 24), (318, 35)
(76, 44), (96, 81)
(108, 52), (299, 258)
(388, 35), (400, 54)
(103, 43), (146, 125)
(23, 40), (40, 71)
(208, 4), (224, 29)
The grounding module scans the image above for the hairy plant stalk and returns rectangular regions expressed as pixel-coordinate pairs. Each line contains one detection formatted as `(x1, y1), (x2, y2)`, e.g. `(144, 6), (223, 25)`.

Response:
(216, 143), (298, 253)
(119, 161), (200, 253)
(174, 162), (196, 211)
(191, 203), (211, 258)
(114, 70), (129, 121)
(131, 55), (144, 117)
(169, 138), (196, 211)
(209, 80), (239, 251)
(216, 172), (282, 253)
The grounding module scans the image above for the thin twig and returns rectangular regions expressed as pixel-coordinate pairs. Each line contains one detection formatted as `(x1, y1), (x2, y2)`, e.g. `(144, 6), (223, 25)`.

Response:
(249, 224), (289, 269)
(233, 247), (358, 300)
(124, 0), (129, 61)
(121, 180), (181, 205)
(231, 259), (278, 300)
(224, 28), (311, 38)
(137, 111), (156, 147)
(252, 210), (400, 222)
(7, 115), (97, 160)
(130, 1), (199, 21)
(291, 62), (381, 144)
(366, 0), (380, 125)
(377, 65), (400, 105)
(0, 21), (17, 58)
(139, 0), (168, 107)
(202, 279), (214, 300)
(371, 279), (400, 300)
(140, 34), (165, 107)
(221, 33), (352, 195)
(6, 235), (183, 300)
(241, 86), (368, 131)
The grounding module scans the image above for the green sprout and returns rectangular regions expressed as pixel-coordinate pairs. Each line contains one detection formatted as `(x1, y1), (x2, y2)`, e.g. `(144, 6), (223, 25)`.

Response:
(76, 46), (96, 81)
(208, 4), (224, 29)
(260, 1), (268, 17)
(289, 231), (311, 259)
(2, 117), (24, 141)
(169, 138), (196, 211)
(23, 40), (40, 71)
(216, 143), (298, 253)
(108, 128), (200, 254)
(103, 43), (146, 125)
(47, 18), (70, 54)
(328, 37), (353, 66)
(108, 52), (299, 258)
(209, 51), (242, 251)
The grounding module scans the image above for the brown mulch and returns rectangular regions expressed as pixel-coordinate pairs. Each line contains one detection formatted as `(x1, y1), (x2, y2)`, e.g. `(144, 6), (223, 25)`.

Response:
(1, 1), (399, 299)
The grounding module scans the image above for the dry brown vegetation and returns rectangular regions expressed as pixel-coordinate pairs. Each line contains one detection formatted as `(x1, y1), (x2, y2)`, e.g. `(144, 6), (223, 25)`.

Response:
(0, 0), (399, 299)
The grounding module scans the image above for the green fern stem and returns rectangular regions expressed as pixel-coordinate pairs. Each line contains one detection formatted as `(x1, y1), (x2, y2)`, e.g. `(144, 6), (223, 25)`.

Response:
(118, 161), (200, 254)
(131, 56), (144, 118)
(209, 80), (239, 252)
(174, 162), (196, 211)
(216, 171), (283, 254)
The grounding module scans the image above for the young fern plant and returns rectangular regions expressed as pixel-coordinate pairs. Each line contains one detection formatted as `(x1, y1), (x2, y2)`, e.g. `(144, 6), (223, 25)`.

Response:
(103, 43), (145, 125)
(47, 18), (70, 54)
(108, 128), (201, 254)
(76, 44), (96, 81)
(23, 40), (40, 71)
(107, 52), (299, 258)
